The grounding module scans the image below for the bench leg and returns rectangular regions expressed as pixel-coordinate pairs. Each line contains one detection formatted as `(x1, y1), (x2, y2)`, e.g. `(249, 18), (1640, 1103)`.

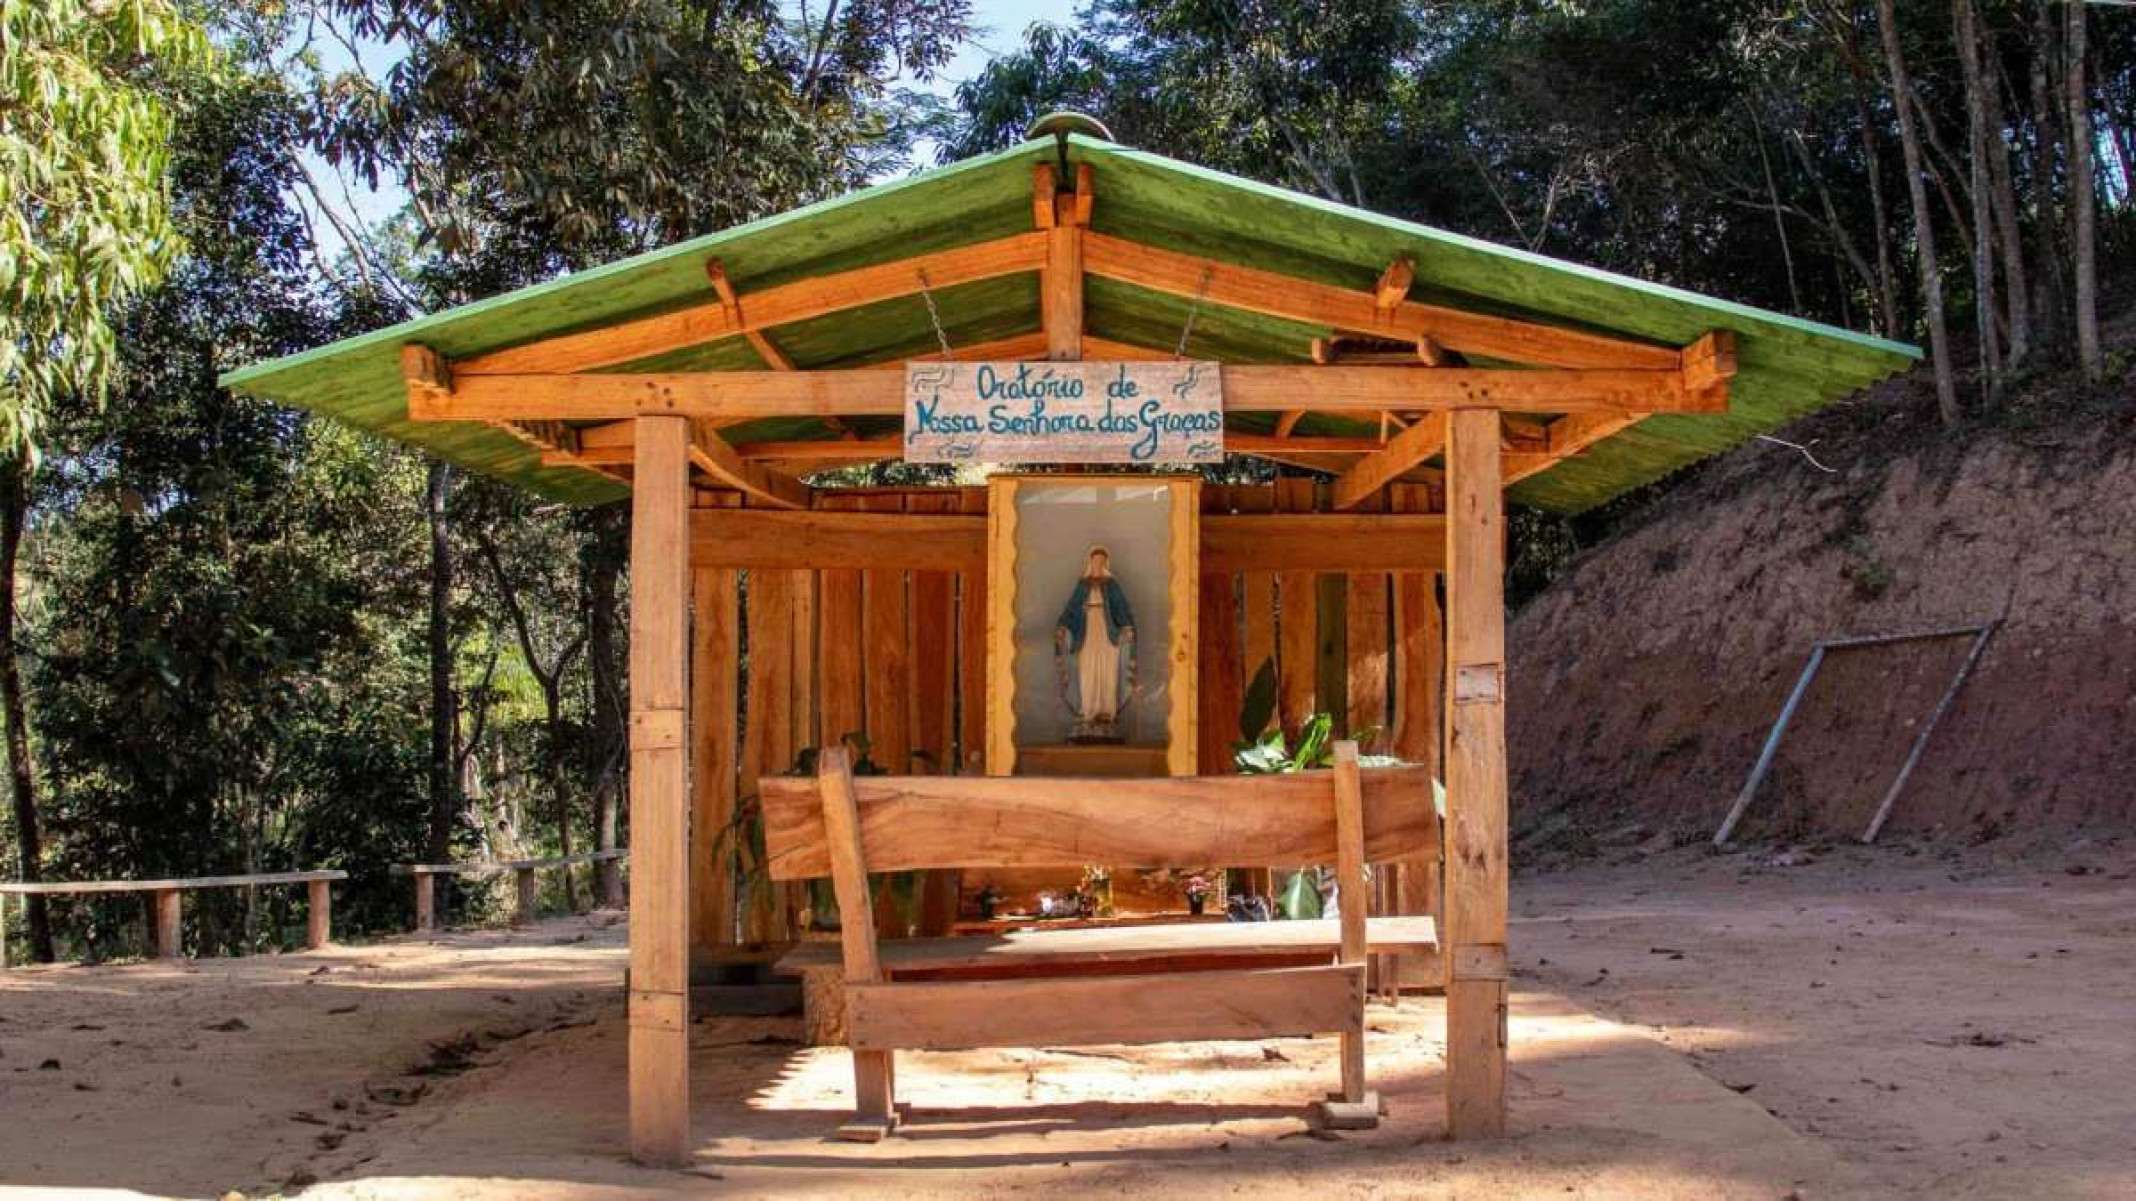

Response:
(514, 867), (538, 926)
(1314, 997), (1382, 1131)
(839, 1049), (900, 1142)
(152, 889), (183, 959)
(307, 879), (333, 949)
(414, 874), (435, 932)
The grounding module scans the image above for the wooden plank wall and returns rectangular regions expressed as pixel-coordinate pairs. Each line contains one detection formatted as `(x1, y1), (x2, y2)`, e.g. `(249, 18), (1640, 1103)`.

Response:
(694, 489), (986, 954)
(691, 481), (1444, 955)
(1197, 481), (1444, 944)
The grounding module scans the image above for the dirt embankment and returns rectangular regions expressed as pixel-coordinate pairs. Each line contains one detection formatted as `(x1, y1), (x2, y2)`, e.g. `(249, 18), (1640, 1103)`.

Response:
(1508, 361), (2136, 854)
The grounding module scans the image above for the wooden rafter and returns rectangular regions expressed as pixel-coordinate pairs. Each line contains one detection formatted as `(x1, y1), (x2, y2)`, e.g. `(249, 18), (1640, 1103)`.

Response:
(1331, 413), (1448, 511)
(456, 233), (1049, 376)
(706, 260), (797, 372)
(1082, 232), (1680, 370)
(1681, 330), (1739, 395)
(686, 419), (810, 509)
(1374, 256), (1415, 312)
(408, 363), (1704, 424)
(1501, 411), (1646, 484)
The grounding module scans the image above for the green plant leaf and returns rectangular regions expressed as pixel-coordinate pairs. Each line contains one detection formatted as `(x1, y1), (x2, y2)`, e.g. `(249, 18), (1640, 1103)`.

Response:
(1278, 868), (1323, 920)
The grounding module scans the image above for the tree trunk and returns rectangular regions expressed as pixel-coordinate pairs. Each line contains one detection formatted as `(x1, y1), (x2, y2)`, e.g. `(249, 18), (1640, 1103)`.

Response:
(587, 504), (627, 908)
(1954, 0), (2001, 396)
(0, 448), (52, 963)
(545, 684), (581, 912)
(1752, 112), (1802, 312)
(425, 461), (457, 865)
(2029, 0), (2069, 346)
(1851, 68), (1902, 340)
(2066, 0), (2102, 380)
(1878, 0), (1961, 424)
(1982, 43), (2033, 365)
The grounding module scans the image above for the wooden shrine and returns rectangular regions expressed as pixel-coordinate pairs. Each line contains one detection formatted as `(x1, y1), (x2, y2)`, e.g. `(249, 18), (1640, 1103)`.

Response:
(222, 124), (1919, 1166)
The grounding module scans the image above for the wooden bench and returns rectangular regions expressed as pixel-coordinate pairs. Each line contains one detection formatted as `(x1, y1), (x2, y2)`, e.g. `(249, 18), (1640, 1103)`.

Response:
(762, 741), (1437, 1141)
(0, 870), (348, 968)
(391, 849), (628, 930)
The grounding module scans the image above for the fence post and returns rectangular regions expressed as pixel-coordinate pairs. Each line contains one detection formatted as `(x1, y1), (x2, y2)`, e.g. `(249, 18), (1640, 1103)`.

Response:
(152, 889), (183, 959)
(514, 867), (538, 926)
(414, 873), (436, 932)
(307, 879), (333, 949)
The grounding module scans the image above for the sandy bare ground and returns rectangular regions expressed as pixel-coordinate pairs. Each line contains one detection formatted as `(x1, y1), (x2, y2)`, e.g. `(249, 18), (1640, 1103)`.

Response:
(1, 840), (2127, 1199)
(1516, 840), (2136, 1200)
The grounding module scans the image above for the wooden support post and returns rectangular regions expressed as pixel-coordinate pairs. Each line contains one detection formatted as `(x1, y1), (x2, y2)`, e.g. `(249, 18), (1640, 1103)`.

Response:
(152, 888), (182, 959)
(1443, 408), (1509, 1139)
(1316, 740), (1380, 1129)
(307, 879), (332, 949)
(514, 867), (539, 926)
(629, 414), (693, 1166)
(818, 747), (898, 1142)
(413, 873), (435, 932)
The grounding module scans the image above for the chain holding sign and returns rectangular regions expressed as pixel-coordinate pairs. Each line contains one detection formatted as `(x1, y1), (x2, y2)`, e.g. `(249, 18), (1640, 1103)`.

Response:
(904, 361), (1225, 464)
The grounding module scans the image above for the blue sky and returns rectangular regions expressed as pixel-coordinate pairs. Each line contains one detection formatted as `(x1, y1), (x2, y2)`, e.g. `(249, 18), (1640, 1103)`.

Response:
(300, 0), (1078, 258)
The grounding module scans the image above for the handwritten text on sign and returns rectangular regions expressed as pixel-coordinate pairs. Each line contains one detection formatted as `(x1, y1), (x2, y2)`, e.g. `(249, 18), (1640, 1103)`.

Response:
(903, 361), (1225, 464)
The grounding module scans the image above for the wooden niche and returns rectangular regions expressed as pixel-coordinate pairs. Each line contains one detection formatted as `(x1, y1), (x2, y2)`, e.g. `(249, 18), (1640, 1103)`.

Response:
(984, 474), (1200, 781)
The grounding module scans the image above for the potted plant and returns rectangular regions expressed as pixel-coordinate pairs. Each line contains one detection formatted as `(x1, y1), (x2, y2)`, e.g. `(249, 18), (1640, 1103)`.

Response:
(975, 884), (1004, 921)
(1183, 873), (1213, 916)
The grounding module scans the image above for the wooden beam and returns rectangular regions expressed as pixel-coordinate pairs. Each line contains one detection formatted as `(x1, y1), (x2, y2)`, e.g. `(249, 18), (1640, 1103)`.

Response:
(1502, 410), (1647, 484)
(402, 343), (452, 411)
(1203, 513), (1444, 574)
(689, 509), (983, 572)
(686, 419), (809, 509)
(1083, 232), (1681, 370)
(761, 766), (1441, 878)
(1444, 408), (1508, 1140)
(627, 415), (692, 1166)
(706, 259), (799, 373)
(1375, 256), (1415, 312)
(410, 364), (1700, 423)
(1031, 163), (1058, 229)
(1682, 329), (1739, 394)
(1070, 162), (1095, 227)
(1331, 413), (1447, 510)
(1043, 200), (1084, 359)
(1226, 433), (1387, 454)
(456, 233), (1049, 376)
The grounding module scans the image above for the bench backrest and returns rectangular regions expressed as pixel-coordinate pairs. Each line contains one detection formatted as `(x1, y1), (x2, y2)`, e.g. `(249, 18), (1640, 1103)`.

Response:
(778, 742), (1402, 992)
(759, 759), (1438, 881)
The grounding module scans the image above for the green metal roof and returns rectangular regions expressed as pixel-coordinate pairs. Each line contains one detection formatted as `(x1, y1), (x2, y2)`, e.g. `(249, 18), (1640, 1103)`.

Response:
(220, 134), (1919, 513)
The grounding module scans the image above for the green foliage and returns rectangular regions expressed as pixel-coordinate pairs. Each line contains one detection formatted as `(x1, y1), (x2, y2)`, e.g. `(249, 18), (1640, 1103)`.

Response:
(1276, 866), (1322, 921)
(0, 0), (218, 449)
(1233, 714), (1336, 775)
(311, 0), (973, 263)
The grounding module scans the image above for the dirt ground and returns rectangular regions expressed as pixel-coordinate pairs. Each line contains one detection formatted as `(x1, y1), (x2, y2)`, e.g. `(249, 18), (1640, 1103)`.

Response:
(1, 841), (2130, 1199)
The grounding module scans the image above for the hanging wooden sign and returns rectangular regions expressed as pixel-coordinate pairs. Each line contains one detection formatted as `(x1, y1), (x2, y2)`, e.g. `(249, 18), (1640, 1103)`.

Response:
(903, 361), (1225, 464)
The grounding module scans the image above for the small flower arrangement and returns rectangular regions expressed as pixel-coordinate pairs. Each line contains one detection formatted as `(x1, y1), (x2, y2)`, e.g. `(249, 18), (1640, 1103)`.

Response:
(1183, 872), (1213, 914)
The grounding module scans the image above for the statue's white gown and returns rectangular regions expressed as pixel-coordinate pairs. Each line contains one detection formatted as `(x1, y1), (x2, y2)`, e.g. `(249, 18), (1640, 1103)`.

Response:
(1077, 584), (1120, 721)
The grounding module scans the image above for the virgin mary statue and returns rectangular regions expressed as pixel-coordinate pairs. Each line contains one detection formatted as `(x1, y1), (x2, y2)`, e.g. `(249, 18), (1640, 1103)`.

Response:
(1053, 546), (1136, 743)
